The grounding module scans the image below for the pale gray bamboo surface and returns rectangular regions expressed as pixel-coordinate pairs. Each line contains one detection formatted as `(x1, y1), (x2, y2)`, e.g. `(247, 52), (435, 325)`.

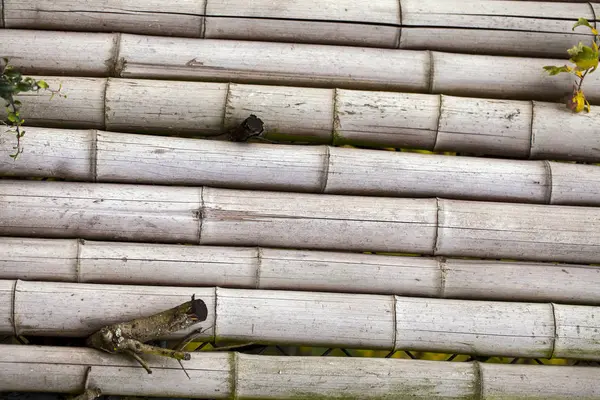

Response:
(3, 127), (600, 206)
(2, 237), (600, 305)
(1, 30), (598, 100)
(3, 78), (600, 161)
(2, 345), (599, 399)
(1, 281), (600, 359)
(1, 1), (594, 57)
(1, 180), (599, 263)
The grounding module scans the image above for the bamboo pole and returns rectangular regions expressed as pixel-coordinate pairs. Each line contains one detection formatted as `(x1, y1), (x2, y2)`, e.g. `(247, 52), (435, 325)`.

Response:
(0, 30), (116, 76)
(2, 281), (600, 359)
(4, 77), (600, 161)
(399, 0), (594, 57)
(204, 0), (401, 48)
(2, 237), (600, 305)
(2, 1), (595, 57)
(5, 127), (600, 206)
(2, 30), (599, 99)
(1, 180), (600, 263)
(4, 345), (599, 399)
(2, 0), (206, 38)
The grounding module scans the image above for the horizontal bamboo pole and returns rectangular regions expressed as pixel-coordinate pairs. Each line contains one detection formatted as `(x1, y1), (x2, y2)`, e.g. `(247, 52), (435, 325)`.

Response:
(3, 127), (600, 205)
(1, 30), (598, 99)
(1, 180), (600, 263)
(4, 346), (599, 399)
(2, 281), (600, 359)
(399, 0), (594, 57)
(1, 1), (594, 57)
(4, 77), (600, 162)
(3, 237), (600, 305)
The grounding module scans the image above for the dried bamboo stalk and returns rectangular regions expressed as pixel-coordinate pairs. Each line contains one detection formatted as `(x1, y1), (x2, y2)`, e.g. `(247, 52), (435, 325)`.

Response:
(2, 237), (600, 305)
(5, 127), (600, 205)
(3, 77), (600, 161)
(2, 281), (600, 359)
(399, 0), (593, 57)
(2, 0), (206, 38)
(0, 30), (116, 76)
(2, 1), (594, 56)
(4, 345), (599, 399)
(204, 0), (401, 48)
(1, 180), (600, 263)
(3, 30), (599, 99)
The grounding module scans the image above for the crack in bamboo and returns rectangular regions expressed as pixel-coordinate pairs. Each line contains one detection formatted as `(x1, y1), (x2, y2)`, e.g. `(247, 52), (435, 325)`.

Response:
(255, 247), (263, 289)
(549, 303), (558, 358)
(543, 160), (554, 205)
(528, 100), (536, 159)
(432, 94), (443, 151)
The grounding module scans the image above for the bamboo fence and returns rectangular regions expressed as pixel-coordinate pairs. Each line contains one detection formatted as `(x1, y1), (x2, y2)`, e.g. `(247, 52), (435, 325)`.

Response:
(3, 127), (600, 206)
(2, 280), (600, 359)
(3, 77), (600, 161)
(2, 345), (599, 399)
(1, 180), (600, 263)
(2, 237), (600, 305)
(1, 1), (594, 57)
(1, 30), (599, 99)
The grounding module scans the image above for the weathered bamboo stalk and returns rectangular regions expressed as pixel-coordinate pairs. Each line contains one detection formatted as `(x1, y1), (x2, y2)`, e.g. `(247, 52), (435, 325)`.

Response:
(2, 237), (600, 305)
(399, 0), (594, 57)
(3, 77), (600, 161)
(1, 180), (599, 263)
(1, 30), (598, 99)
(3, 345), (599, 399)
(1, 1), (594, 57)
(2, 281), (600, 359)
(3, 127), (600, 205)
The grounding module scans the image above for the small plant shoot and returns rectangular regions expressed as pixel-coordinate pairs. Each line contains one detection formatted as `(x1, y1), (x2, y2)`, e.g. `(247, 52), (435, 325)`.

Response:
(544, 18), (599, 113)
(1, 58), (65, 159)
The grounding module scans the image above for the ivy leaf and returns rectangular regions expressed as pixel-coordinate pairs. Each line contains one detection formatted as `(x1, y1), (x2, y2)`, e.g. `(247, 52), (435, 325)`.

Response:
(568, 42), (599, 71)
(543, 65), (572, 75)
(573, 17), (598, 35)
(36, 80), (49, 89)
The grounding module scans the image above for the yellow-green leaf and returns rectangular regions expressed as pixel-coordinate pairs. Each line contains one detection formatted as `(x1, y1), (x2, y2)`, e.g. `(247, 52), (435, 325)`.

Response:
(567, 90), (591, 113)
(573, 17), (596, 33)
(543, 65), (572, 75)
(568, 42), (599, 71)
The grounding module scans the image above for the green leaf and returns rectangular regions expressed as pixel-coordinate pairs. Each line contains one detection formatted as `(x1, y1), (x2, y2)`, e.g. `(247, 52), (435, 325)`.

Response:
(7, 113), (18, 123)
(573, 18), (598, 35)
(570, 42), (599, 71)
(543, 65), (572, 75)
(36, 80), (49, 89)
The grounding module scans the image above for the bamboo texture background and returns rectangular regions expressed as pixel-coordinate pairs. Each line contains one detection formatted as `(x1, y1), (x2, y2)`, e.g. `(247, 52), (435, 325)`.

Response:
(2, 0), (600, 398)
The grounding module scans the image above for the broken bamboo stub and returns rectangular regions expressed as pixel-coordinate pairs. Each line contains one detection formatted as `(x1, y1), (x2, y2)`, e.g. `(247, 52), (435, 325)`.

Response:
(2, 30), (599, 99)
(3, 77), (600, 161)
(3, 345), (599, 399)
(2, 281), (600, 359)
(1, 180), (599, 264)
(2, 237), (600, 305)
(1, 1), (593, 57)
(2, 127), (600, 206)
